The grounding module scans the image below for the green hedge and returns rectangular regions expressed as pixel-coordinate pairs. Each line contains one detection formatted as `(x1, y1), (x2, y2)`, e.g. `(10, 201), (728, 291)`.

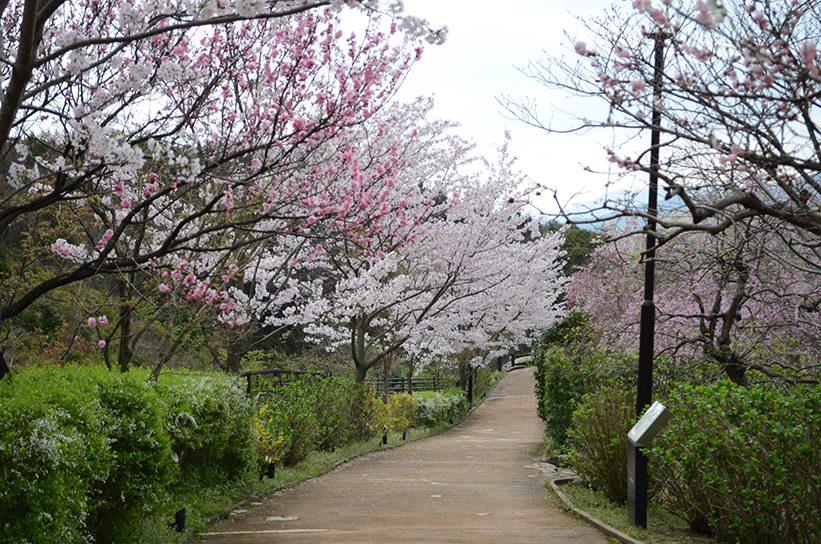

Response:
(0, 365), (256, 544)
(649, 381), (821, 543)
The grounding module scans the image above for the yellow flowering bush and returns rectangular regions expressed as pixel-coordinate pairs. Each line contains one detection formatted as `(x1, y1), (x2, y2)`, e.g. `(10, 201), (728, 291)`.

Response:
(252, 403), (285, 465)
(368, 392), (418, 434)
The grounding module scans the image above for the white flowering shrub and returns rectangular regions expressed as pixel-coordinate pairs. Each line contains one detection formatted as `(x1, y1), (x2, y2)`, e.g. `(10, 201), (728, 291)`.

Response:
(155, 371), (256, 482)
(412, 388), (468, 428)
(0, 365), (260, 544)
(0, 365), (176, 544)
(0, 368), (109, 544)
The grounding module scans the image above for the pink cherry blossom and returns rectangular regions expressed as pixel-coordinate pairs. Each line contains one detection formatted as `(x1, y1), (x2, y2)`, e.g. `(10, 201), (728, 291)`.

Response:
(575, 41), (587, 56)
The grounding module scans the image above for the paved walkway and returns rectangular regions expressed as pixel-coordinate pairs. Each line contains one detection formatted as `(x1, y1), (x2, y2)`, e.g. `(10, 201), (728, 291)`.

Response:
(196, 368), (610, 544)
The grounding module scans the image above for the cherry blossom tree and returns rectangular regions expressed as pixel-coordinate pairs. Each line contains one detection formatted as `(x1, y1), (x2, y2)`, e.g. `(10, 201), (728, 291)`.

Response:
(0, 0), (447, 373)
(505, 0), (821, 246)
(568, 219), (821, 385)
(231, 130), (568, 382)
(186, 96), (458, 374)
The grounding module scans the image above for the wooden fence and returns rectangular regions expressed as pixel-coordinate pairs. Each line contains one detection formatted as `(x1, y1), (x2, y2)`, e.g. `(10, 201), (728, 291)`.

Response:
(239, 368), (322, 396)
(239, 355), (531, 398)
(365, 375), (448, 395)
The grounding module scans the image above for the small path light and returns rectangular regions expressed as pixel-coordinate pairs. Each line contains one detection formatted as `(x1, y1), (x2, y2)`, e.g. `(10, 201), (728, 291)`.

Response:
(260, 462), (276, 481)
(170, 508), (186, 532)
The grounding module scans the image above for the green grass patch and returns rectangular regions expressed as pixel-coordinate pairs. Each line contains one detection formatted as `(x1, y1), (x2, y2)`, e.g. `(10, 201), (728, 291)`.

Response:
(555, 483), (714, 544)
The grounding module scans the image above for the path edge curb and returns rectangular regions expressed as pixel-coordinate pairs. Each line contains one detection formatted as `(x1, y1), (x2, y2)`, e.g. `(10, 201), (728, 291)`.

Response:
(550, 477), (646, 544)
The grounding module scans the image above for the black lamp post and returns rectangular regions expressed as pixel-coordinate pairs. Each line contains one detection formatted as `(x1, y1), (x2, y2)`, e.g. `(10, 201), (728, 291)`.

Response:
(628, 33), (665, 528)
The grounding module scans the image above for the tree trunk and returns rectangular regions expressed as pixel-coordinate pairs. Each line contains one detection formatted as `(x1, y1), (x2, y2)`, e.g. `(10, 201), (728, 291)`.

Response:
(407, 358), (414, 395)
(225, 336), (248, 374)
(116, 277), (134, 373)
(724, 362), (749, 387)
(0, 350), (10, 381)
(354, 362), (369, 384)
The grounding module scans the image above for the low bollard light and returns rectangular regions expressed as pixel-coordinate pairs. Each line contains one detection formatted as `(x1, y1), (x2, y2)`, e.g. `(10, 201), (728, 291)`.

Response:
(170, 508), (186, 532)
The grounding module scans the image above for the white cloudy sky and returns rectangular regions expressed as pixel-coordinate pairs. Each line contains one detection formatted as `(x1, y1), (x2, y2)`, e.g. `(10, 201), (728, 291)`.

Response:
(354, 0), (645, 215)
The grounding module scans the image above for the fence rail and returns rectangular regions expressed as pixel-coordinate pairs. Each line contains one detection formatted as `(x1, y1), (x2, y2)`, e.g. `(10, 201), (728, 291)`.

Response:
(365, 376), (448, 395)
(239, 368), (322, 396)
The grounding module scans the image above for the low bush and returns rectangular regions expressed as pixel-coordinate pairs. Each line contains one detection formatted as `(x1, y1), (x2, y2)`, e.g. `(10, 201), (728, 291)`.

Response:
(369, 392), (418, 435)
(313, 377), (372, 452)
(533, 310), (637, 451)
(535, 347), (590, 450)
(155, 371), (256, 483)
(413, 388), (468, 427)
(0, 365), (262, 544)
(473, 368), (504, 399)
(257, 375), (371, 467)
(568, 384), (637, 505)
(649, 381), (821, 544)
(0, 365), (178, 544)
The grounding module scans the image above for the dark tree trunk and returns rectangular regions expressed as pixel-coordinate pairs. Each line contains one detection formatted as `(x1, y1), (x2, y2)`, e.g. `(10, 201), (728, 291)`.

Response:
(0, 350), (10, 381)
(116, 277), (134, 373)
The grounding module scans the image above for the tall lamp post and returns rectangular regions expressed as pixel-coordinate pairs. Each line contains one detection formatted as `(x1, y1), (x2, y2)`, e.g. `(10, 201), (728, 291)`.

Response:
(628, 33), (665, 528)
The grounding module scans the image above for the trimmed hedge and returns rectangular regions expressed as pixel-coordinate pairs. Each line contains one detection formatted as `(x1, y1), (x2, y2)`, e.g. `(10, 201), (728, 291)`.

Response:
(0, 365), (256, 544)
(649, 381), (821, 543)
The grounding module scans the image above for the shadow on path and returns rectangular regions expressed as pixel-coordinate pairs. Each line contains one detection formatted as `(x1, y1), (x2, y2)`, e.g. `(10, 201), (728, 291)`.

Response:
(195, 368), (610, 544)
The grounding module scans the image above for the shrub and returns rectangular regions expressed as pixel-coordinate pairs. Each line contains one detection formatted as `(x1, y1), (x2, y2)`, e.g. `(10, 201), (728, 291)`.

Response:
(473, 368), (504, 399)
(533, 310), (637, 451)
(0, 367), (107, 544)
(83, 370), (177, 544)
(535, 347), (589, 450)
(260, 375), (371, 467)
(0, 365), (177, 544)
(155, 371), (256, 482)
(648, 381), (821, 544)
(313, 377), (372, 452)
(413, 389), (468, 427)
(369, 393), (418, 434)
(568, 384), (637, 505)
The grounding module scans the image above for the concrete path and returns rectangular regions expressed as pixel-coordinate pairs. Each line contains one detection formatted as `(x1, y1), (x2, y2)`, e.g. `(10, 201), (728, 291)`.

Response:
(195, 368), (610, 544)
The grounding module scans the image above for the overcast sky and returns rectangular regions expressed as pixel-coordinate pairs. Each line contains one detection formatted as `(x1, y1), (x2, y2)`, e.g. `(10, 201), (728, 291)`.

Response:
(347, 0), (643, 215)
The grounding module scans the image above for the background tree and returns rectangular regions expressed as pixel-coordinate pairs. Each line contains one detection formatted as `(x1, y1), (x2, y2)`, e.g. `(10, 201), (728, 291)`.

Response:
(500, 0), (821, 385)
(568, 219), (821, 385)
